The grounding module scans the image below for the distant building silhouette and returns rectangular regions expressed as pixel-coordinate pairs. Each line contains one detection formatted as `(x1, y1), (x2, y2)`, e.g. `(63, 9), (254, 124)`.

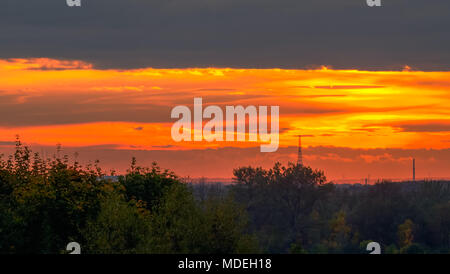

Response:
(297, 135), (303, 166)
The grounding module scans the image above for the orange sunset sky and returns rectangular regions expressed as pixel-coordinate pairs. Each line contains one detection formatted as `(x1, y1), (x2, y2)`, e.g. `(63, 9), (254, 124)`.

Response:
(0, 58), (449, 182)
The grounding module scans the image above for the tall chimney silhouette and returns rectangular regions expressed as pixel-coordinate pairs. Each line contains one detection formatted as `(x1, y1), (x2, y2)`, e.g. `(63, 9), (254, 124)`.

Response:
(413, 158), (416, 182)
(297, 135), (303, 166)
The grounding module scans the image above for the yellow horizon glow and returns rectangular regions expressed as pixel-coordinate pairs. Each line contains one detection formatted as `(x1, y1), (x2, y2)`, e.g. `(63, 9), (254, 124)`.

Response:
(0, 58), (449, 151)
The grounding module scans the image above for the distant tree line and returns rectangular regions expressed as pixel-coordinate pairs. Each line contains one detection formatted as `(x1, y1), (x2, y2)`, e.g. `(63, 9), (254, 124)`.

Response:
(0, 139), (449, 254)
(230, 163), (450, 254)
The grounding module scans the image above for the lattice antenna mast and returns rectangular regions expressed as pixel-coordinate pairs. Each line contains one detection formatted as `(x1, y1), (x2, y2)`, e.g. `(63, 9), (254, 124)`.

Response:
(297, 135), (303, 166)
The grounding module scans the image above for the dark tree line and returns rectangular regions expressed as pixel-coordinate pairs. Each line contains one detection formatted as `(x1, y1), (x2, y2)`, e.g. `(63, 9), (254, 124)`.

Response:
(0, 140), (257, 254)
(231, 163), (450, 254)
(0, 139), (449, 254)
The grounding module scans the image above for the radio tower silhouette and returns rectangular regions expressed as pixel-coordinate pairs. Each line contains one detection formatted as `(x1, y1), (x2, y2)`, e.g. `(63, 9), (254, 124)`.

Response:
(297, 135), (303, 166)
